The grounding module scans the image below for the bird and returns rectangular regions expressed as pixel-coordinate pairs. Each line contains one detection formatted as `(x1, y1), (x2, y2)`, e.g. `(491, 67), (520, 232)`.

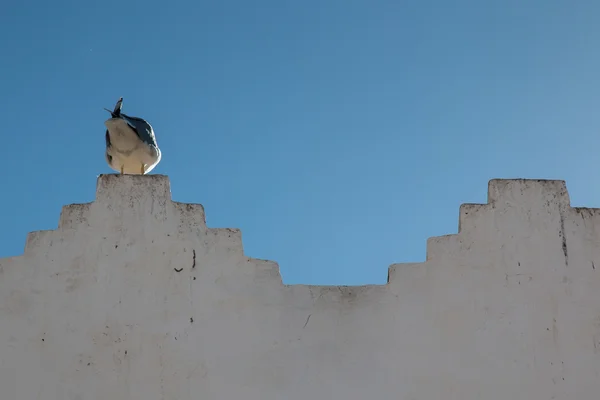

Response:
(104, 97), (161, 175)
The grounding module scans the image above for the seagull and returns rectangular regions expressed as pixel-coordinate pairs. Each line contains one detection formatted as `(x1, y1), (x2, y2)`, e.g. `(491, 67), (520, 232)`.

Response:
(104, 97), (161, 175)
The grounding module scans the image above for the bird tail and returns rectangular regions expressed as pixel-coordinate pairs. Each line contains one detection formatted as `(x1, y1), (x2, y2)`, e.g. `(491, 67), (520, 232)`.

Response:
(113, 97), (123, 116)
(104, 97), (123, 118)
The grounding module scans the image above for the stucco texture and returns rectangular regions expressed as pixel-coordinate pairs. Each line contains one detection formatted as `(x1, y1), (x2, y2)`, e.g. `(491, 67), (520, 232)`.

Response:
(1, 175), (599, 399)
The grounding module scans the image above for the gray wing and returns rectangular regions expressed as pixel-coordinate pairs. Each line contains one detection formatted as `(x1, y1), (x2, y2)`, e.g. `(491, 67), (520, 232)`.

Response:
(120, 113), (158, 147)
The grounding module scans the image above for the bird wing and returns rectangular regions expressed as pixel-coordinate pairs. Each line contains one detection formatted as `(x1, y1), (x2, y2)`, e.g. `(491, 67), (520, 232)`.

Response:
(120, 113), (158, 147)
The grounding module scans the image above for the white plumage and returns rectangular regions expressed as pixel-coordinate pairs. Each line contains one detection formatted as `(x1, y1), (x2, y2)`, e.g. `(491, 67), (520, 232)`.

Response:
(104, 97), (161, 175)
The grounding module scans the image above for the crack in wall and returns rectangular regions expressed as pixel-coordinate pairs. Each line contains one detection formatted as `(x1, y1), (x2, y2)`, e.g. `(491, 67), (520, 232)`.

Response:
(559, 205), (569, 267)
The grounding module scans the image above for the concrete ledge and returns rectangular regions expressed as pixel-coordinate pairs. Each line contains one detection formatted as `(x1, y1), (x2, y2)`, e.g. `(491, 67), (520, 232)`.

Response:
(0, 176), (594, 287)
(487, 178), (570, 206)
(2, 176), (600, 398)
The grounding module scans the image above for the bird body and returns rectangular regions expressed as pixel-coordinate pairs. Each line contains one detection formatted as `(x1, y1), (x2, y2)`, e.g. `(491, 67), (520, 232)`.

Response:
(104, 98), (161, 174)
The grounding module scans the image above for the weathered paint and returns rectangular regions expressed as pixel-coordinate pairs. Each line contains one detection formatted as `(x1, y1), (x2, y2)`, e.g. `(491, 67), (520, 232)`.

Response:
(1, 176), (599, 399)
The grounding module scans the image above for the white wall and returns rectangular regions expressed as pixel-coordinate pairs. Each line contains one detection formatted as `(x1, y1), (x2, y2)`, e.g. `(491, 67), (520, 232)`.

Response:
(1, 175), (599, 400)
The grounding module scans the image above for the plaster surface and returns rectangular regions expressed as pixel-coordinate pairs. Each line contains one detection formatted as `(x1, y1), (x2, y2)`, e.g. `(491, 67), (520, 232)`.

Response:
(1, 175), (599, 399)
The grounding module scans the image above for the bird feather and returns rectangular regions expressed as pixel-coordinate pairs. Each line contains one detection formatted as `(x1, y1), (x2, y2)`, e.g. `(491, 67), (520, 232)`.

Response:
(120, 113), (158, 147)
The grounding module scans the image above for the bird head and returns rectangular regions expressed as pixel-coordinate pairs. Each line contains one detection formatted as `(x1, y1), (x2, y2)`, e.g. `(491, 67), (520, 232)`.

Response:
(104, 97), (123, 118)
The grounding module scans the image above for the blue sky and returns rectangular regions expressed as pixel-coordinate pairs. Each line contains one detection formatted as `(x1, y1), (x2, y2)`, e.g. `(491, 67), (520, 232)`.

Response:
(1, 0), (600, 285)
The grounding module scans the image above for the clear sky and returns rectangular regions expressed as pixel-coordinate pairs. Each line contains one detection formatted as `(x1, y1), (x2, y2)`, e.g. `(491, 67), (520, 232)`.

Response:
(1, 0), (600, 285)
